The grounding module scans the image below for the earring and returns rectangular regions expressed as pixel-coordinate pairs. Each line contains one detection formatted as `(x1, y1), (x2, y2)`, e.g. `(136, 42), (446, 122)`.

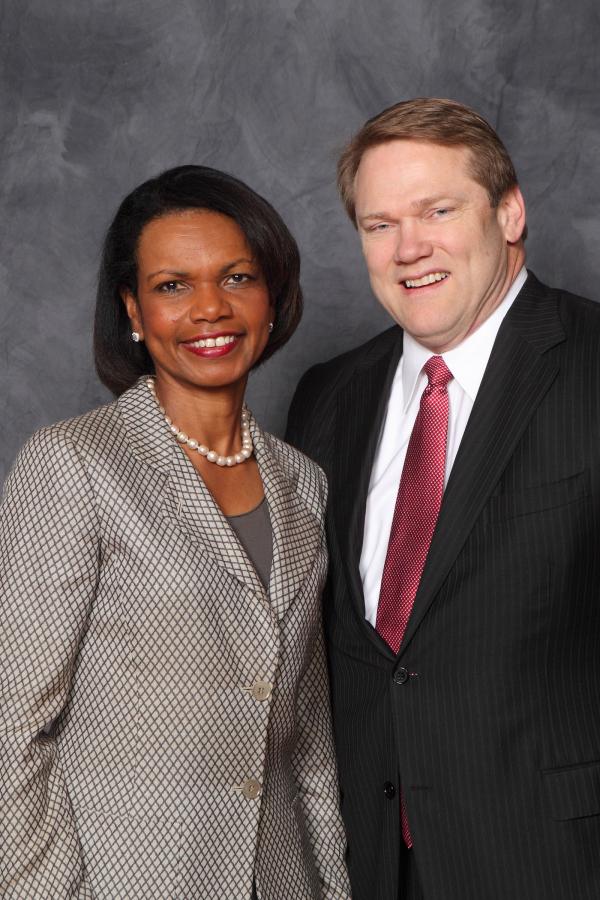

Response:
(131, 332), (141, 343)
(268, 322), (274, 333)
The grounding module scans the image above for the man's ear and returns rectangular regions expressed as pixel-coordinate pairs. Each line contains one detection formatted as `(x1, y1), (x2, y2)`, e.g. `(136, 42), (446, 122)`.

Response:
(120, 288), (143, 340)
(498, 186), (527, 244)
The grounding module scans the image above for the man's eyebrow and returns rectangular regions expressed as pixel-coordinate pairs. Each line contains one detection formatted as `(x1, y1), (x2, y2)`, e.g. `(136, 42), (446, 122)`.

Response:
(358, 196), (466, 223)
(409, 195), (466, 211)
(360, 211), (391, 220)
(357, 212), (394, 225)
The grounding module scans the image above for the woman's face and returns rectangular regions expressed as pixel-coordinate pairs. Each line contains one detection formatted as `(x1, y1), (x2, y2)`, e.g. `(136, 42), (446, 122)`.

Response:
(122, 209), (273, 394)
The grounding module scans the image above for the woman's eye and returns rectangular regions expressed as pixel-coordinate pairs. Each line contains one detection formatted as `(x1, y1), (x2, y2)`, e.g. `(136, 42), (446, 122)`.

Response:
(156, 280), (184, 294)
(225, 273), (253, 285)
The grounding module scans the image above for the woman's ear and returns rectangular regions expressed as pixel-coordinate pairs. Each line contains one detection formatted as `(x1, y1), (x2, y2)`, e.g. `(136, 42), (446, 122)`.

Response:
(120, 288), (143, 341)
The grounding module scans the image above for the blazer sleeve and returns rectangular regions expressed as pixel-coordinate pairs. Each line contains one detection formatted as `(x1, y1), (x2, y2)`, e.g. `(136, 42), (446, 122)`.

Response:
(291, 470), (351, 899)
(0, 426), (99, 898)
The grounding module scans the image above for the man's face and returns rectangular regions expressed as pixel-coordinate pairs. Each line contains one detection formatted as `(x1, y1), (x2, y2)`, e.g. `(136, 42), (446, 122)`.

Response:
(353, 140), (526, 352)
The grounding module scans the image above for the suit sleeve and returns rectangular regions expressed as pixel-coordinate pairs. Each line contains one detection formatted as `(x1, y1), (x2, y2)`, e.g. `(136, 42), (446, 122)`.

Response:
(291, 470), (351, 899)
(0, 427), (100, 898)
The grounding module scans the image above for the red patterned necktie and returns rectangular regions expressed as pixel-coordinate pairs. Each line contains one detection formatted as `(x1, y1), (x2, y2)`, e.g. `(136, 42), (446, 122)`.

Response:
(375, 354), (453, 847)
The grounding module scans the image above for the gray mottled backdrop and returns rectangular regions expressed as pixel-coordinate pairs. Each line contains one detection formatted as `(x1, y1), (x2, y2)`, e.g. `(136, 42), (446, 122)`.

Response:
(1, 0), (599, 478)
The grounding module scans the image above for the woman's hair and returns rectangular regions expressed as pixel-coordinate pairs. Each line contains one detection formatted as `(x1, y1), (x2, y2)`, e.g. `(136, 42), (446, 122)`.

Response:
(94, 165), (303, 395)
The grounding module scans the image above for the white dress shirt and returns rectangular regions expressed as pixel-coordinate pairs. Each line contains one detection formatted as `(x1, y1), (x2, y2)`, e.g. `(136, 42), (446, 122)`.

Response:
(360, 267), (528, 626)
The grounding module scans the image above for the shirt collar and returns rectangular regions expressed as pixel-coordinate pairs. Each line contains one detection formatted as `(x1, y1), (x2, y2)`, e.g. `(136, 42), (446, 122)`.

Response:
(401, 266), (528, 410)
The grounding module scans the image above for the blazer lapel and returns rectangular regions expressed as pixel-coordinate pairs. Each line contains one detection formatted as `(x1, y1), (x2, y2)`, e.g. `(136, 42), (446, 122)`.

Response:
(399, 274), (566, 653)
(332, 327), (403, 626)
(162, 448), (267, 599)
(122, 380), (324, 617)
(118, 378), (266, 600)
(252, 423), (322, 621)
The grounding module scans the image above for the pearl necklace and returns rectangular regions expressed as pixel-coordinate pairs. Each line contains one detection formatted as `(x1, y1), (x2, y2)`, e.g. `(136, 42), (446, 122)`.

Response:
(146, 378), (253, 467)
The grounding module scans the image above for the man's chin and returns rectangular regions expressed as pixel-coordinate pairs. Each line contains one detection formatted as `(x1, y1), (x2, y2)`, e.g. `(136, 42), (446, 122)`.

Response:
(392, 314), (460, 352)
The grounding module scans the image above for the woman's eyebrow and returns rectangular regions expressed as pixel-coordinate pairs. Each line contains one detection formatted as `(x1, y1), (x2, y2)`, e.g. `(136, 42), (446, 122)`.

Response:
(219, 257), (256, 274)
(146, 269), (190, 281)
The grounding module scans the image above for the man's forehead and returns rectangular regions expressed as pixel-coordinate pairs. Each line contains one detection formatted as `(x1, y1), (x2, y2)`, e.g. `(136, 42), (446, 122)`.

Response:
(354, 141), (478, 211)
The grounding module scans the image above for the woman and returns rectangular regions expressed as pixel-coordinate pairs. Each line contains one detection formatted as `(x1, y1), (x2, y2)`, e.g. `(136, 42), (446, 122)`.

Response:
(0, 166), (350, 899)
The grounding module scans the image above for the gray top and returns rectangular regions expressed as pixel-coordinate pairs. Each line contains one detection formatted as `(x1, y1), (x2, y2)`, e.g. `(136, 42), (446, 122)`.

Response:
(226, 497), (273, 589)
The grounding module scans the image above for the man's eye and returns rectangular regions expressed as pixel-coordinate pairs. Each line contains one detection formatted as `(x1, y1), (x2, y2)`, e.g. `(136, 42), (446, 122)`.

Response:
(432, 208), (451, 217)
(369, 223), (391, 232)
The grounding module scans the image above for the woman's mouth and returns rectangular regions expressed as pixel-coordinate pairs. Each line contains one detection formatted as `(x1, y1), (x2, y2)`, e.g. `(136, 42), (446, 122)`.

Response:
(182, 333), (240, 357)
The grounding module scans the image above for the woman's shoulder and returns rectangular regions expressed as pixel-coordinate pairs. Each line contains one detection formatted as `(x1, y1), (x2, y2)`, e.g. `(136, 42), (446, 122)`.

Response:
(8, 398), (124, 482)
(29, 397), (120, 448)
(2, 380), (155, 509)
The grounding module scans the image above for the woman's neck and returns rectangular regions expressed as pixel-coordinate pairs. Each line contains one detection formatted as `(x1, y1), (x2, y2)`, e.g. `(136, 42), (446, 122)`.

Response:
(152, 375), (248, 458)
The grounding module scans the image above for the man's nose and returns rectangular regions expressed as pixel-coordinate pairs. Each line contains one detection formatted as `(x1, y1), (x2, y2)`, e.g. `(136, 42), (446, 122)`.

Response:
(392, 222), (433, 264)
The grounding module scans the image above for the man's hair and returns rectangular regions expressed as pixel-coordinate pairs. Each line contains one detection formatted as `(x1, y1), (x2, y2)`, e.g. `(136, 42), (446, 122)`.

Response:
(337, 97), (521, 225)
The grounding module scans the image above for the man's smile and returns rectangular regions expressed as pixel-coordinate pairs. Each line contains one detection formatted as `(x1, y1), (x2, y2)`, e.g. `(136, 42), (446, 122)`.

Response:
(402, 271), (450, 289)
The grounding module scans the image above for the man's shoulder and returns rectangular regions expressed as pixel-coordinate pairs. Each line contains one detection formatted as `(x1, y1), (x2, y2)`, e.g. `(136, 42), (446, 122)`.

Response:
(292, 324), (401, 402)
(285, 324), (400, 452)
(523, 272), (600, 330)
(556, 286), (600, 330)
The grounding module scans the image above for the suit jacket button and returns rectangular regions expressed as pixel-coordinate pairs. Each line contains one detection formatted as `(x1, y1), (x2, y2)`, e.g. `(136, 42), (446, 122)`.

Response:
(383, 781), (396, 799)
(393, 667), (409, 685)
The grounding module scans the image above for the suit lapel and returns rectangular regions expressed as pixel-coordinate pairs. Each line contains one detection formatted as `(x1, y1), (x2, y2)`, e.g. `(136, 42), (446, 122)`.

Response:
(332, 327), (403, 630)
(399, 274), (566, 653)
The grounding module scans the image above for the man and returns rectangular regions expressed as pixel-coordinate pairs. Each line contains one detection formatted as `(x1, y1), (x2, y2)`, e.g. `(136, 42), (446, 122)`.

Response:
(286, 98), (600, 900)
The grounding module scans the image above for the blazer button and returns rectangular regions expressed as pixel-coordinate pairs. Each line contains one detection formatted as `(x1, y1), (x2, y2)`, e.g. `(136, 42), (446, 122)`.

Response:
(236, 778), (262, 800)
(383, 781), (396, 800)
(242, 680), (273, 702)
(393, 667), (409, 685)
(250, 680), (272, 702)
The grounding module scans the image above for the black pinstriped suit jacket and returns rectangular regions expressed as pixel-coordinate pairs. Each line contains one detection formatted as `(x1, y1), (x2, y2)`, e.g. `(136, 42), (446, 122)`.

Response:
(286, 273), (600, 900)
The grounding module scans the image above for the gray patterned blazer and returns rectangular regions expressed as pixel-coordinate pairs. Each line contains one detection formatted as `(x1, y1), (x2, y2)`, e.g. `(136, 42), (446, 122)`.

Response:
(0, 378), (351, 899)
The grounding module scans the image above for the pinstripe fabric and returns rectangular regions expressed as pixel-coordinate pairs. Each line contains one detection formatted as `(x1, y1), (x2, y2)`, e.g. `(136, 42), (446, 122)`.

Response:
(286, 272), (600, 900)
(0, 378), (350, 899)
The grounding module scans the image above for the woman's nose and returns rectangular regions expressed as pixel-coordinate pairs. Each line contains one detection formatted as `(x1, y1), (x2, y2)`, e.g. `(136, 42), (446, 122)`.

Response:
(189, 283), (232, 321)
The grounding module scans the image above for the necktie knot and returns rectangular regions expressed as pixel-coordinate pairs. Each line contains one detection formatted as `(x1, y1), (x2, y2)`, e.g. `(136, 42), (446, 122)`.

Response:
(424, 355), (453, 390)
